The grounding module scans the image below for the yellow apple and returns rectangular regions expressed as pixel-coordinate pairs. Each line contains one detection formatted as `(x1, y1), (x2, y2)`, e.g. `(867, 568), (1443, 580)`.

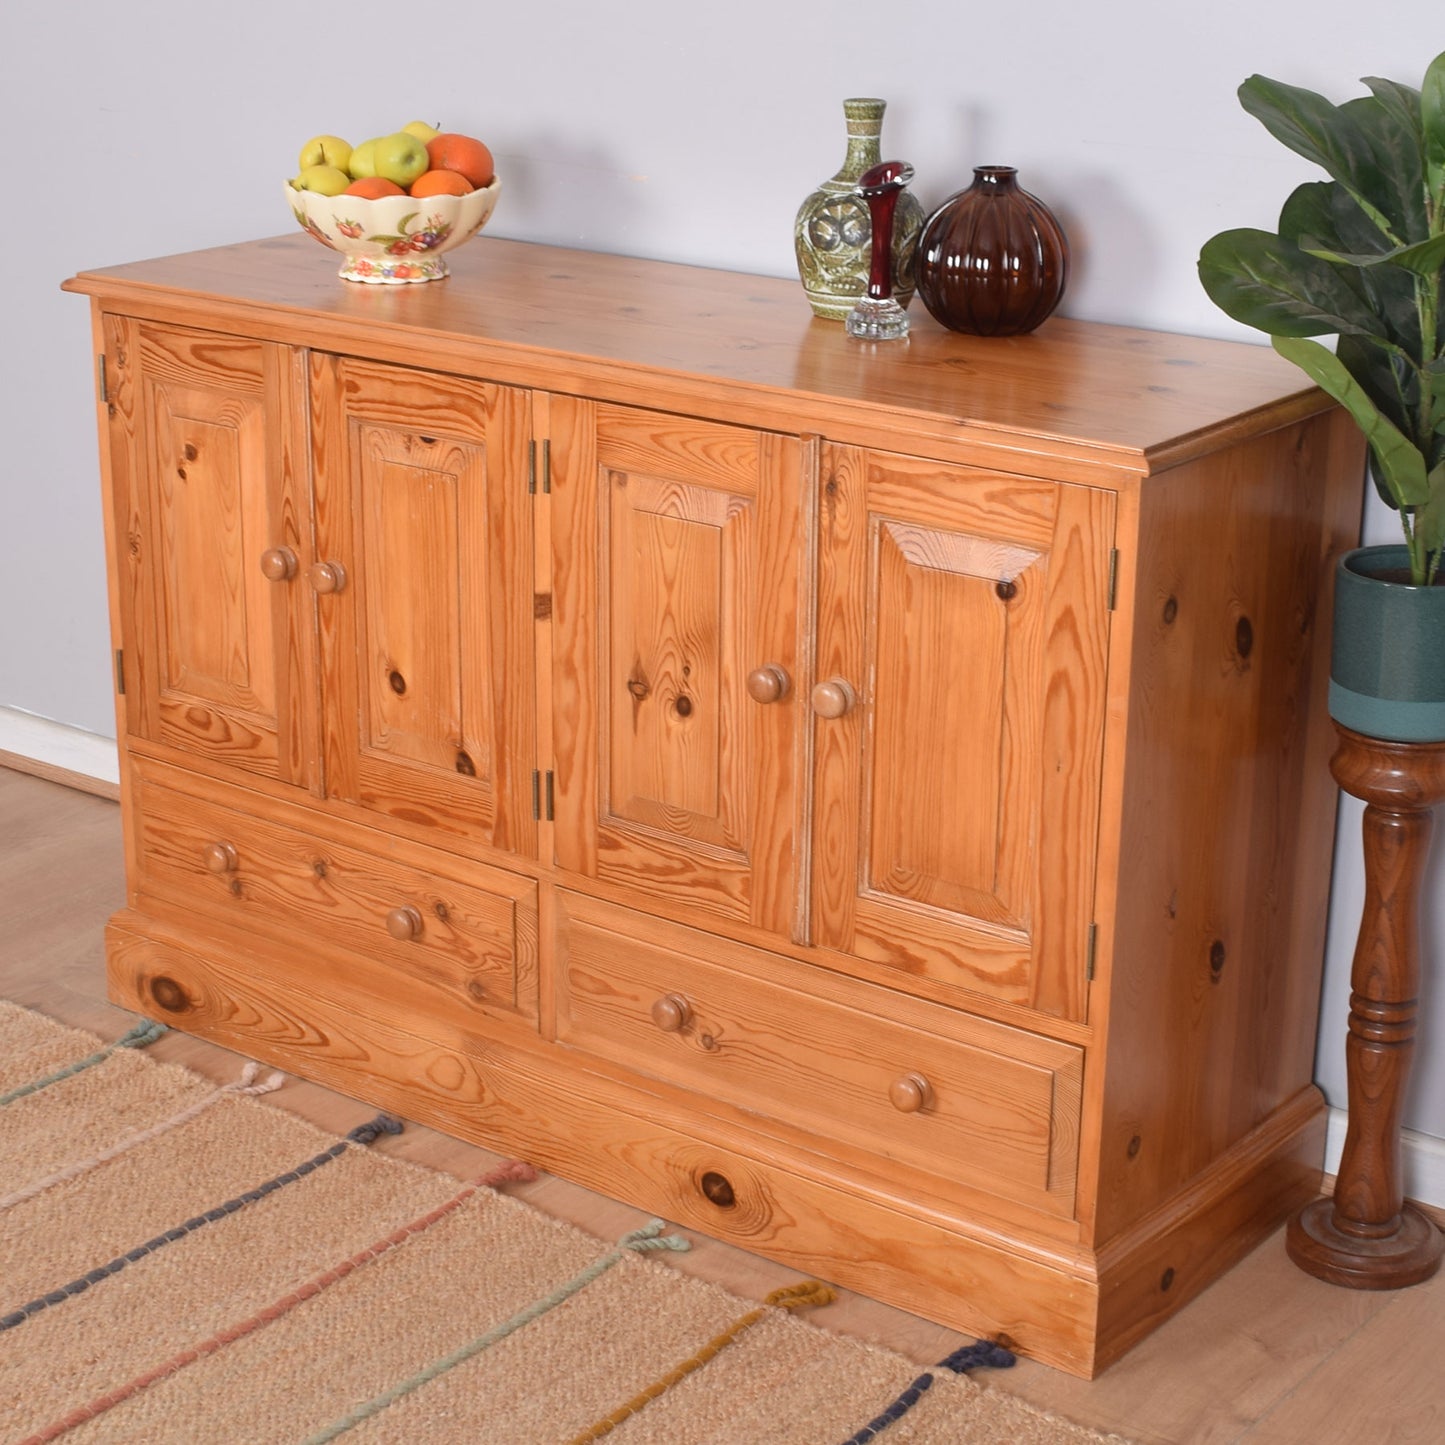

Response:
(347, 138), (380, 179)
(298, 134), (352, 173)
(292, 164), (351, 196)
(371, 132), (429, 188)
(402, 120), (440, 143)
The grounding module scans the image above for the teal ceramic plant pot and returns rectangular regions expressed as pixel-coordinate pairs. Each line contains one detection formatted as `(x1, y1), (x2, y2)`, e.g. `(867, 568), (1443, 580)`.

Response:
(1329, 545), (1445, 743)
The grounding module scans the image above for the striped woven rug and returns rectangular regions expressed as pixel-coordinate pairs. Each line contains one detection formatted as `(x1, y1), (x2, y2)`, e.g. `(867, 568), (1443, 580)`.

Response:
(0, 1001), (1126, 1444)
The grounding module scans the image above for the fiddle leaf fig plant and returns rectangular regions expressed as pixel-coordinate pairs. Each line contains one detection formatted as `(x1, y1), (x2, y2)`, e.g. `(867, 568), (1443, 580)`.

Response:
(1199, 52), (1445, 585)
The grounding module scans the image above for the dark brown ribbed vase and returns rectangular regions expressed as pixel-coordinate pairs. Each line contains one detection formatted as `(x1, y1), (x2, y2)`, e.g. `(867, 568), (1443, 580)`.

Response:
(915, 166), (1069, 336)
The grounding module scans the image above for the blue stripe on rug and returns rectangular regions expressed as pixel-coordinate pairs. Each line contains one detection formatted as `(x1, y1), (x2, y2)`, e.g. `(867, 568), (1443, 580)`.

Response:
(838, 1339), (1017, 1443)
(0, 1112), (401, 1332)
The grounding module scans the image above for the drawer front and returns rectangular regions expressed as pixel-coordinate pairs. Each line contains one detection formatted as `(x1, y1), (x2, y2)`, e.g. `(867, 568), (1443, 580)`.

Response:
(133, 776), (537, 1019)
(554, 892), (1081, 1214)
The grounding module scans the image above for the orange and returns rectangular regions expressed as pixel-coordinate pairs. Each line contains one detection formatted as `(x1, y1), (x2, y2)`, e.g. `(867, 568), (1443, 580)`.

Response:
(409, 169), (473, 198)
(344, 177), (406, 198)
(425, 133), (494, 190)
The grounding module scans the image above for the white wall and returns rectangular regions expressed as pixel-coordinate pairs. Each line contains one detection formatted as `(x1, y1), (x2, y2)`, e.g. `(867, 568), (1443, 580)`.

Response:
(3, 2), (1442, 1138)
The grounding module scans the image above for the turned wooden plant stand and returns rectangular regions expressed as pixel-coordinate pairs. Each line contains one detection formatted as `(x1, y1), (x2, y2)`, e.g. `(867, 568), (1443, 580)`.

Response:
(1288, 724), (1445, 1288)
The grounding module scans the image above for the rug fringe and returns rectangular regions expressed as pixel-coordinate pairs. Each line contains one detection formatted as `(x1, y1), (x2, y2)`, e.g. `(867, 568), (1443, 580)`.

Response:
(836, 1338), (1018, 1444)
(0, 1018), (167, 1108)
(301, 1217), (693, 1443)
(0, 1061), (287, 1213)
(568, 1277), (839, 1443)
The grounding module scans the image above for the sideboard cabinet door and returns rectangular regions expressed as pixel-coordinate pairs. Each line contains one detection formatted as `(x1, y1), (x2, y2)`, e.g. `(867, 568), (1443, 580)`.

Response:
(811, 445), (1116, 1020)
(309, 355), (535, 857)
(549, 397), (807, 938)
(104, 317), (314, 788)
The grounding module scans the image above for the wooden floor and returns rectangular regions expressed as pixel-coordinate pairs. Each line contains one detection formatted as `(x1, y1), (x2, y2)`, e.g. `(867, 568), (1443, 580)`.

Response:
(3, 763), (1442, 1444)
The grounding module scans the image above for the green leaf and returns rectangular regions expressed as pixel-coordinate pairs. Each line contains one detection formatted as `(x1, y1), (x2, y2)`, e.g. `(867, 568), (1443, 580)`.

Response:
(1300, 232), (1445, 274)
(1273, 336), (1431, 506)
(1421, 52), (1445, 217)
(1199, 228), (1393, 338)
(1341, 95), (1427, 243)
(1416, 466), (1445, 557)
(1363, 77), (1424, 147)
(1339, 333), (1419, 438)
(1277, 182), (1422, 347)
(1426, 360), (1445, 433)
(1240, 75), (1406, 241)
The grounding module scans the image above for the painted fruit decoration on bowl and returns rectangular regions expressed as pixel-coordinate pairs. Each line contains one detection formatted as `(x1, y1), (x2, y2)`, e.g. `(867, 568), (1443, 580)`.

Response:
(286, 122), (500, 283)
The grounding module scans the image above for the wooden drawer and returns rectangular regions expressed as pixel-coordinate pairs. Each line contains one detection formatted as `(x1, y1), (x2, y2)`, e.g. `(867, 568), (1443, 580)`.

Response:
(132, 774), (538, 1020)
(554, 892), (1081, 1215)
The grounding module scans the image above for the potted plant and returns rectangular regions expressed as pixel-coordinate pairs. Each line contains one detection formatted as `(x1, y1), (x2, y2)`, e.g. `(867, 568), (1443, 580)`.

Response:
(1199, 52), (1445, 742)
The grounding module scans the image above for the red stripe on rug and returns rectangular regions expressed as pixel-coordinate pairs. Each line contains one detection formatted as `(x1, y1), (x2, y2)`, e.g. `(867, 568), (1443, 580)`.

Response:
(15, 1159), (537, 1445)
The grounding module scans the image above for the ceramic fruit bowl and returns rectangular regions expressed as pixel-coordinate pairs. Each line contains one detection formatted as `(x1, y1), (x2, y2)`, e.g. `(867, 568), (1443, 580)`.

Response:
(284, 176), (501, 283)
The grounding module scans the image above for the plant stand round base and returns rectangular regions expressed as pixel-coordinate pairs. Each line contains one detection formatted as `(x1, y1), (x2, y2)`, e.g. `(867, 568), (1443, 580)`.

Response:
(1287, 1197), (1443, 1288)
(1285, 725), (1445, 1290)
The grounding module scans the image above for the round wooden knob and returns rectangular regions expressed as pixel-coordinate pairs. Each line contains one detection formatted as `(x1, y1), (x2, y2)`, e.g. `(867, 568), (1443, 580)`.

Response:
(745, 664), (791, 704)
(385, 905), (423, 941)
(203, 841), (238, 874)
(811, 679), (856, 719)
(650, 992), (692, 1032)
(259, 546), (298, 582)
(888, 1072), (934, 1113)
(308, 560), (347, 595)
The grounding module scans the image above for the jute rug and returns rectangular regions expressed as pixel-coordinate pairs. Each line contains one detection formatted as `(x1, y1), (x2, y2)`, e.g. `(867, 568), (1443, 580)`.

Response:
(0, 1001), (1129, 1444)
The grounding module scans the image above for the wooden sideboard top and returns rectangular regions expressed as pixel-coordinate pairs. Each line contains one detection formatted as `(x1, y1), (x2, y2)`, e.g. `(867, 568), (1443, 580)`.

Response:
(65, 232), (1327, 475)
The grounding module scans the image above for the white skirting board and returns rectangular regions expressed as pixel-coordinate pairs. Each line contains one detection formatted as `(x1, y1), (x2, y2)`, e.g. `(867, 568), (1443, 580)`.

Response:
(0, 706), (120, 787)
(3, 708), (1444, 1209)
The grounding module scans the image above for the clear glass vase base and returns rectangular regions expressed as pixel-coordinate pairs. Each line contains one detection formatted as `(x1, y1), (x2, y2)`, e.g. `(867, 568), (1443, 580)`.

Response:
(845, 297), (910, 341)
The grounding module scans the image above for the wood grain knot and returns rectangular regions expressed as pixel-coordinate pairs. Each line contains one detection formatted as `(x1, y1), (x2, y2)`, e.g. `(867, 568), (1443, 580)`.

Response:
(1209, 940), (1226, 981)
(1236, 616), (1254, 659)
(674, 695), (694, 718)
(1127, 1134), (1142, 1160)
(1163, 596), (1178, 625)
(183, 443), (198, 461)
(995, 579), (1018, 602)
(699, 1170), (736, 1208)
(455, 750), (476, 776)
(627, 676), (651, 701)
(1160, 1267), (1176, 1292)
(388, 670), (407, 695)
(149, 975), (192, 1013)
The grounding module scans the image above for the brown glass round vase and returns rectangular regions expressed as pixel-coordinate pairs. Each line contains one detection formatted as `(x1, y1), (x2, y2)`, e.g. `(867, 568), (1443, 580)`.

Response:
(915, 166), (1069, 336)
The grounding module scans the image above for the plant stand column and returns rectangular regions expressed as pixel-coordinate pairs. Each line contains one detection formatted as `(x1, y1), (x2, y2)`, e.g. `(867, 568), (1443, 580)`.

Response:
(1287, 723), (1445, 1288)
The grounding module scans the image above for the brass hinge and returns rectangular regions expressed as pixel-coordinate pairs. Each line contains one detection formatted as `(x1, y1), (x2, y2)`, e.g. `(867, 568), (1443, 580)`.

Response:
(1085, 921), (1098, 981)
(528, 439), (553, 495)
(1107, 549), (1119, 612)
(97, 355), (109, 405)
(532, 769), (555, 821)
(114, 649), (125, 695)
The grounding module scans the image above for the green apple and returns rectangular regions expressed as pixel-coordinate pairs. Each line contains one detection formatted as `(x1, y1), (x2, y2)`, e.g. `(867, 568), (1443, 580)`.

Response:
(292, 164), (351, 196)
(298, 134), (352, 173)
(371, 131), (430, 188)
(402, 120), (440, 143)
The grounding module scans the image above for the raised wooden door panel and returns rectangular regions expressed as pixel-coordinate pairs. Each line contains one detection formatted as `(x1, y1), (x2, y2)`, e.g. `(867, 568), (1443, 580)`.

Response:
(104, 316), (315, 786)
(310, 355), (535, 856)
(812, 444), (1115, 1020)
(550, 397), (808, 937)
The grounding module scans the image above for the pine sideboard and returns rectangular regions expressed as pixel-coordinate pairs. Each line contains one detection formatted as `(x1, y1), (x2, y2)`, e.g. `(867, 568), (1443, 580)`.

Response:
(64, 233), (1365, 1376)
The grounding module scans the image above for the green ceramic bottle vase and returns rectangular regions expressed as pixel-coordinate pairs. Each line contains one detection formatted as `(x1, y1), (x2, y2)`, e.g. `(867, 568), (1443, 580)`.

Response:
(793, 98), (924, 322)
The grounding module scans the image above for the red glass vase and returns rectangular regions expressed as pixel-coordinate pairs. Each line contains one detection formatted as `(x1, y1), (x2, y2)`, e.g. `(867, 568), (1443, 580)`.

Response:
(915, 166), (1069, 336)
